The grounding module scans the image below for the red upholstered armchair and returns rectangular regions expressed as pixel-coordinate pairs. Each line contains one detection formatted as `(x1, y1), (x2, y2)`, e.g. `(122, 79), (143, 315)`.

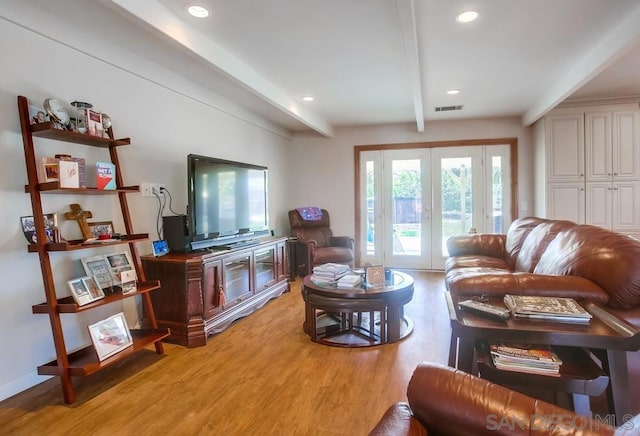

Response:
(288, 208), (354, 277)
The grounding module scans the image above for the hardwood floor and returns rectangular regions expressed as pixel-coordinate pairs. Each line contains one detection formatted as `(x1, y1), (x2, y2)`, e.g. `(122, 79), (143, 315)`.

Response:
(0, 271), (451, 436)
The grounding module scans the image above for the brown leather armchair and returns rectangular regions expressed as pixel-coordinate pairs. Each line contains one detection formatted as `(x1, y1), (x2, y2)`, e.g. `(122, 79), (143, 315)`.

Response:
(370, 362), (639, 435)
(288, 208), (354, 277)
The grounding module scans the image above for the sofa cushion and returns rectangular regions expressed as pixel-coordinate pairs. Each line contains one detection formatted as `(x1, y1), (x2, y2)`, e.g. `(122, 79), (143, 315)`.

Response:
(514, 220), (577, 272)
(504, 216), (549, 270)
(535, 225), (640, 309)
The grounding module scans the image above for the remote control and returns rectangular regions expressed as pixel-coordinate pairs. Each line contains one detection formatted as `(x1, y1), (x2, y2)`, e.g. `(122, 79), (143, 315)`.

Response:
(458, 299), (511, 321)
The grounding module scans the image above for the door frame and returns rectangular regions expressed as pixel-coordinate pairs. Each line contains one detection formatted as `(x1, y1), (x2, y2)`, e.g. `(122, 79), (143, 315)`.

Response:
(354, 137), (519, 268)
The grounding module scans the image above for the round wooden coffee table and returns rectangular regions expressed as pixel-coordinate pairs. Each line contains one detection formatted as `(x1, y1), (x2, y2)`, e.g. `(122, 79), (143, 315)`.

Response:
(301, 270), (414, 347)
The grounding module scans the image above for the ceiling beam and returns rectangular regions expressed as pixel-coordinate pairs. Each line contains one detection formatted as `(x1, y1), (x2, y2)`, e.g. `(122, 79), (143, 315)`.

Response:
(396, 0), (424, 132)
(523, 4), (640, 126)
(109, 0), (334, 137)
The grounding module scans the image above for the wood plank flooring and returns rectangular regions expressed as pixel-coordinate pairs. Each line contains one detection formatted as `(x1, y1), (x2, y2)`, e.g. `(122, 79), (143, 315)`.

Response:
(0, 271), (450, 436)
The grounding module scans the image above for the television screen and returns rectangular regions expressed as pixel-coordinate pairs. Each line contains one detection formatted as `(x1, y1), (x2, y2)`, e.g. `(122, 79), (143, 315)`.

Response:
(188, 154), (268, 248)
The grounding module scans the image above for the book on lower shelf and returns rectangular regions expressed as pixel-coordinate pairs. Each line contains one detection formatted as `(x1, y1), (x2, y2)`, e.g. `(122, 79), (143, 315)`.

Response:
(489, 342), (563, 376)
(503, 294), (592, 324)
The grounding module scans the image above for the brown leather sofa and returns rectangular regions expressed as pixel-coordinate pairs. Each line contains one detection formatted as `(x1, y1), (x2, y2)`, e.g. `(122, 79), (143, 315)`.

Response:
(369, 362), (640, 435)
(444, 217), (640, 328)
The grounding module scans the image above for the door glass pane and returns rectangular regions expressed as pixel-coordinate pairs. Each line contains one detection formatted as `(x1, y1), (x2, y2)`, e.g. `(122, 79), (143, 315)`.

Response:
(491, 156), (504, 233)
(440, 157), (473, 256)
(366, 160), (375, 255)
(392, 159), (421, 256)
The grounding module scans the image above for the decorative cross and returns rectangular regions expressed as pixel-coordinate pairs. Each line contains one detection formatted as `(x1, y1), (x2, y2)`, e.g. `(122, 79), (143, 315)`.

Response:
(64, 203), (93, 241)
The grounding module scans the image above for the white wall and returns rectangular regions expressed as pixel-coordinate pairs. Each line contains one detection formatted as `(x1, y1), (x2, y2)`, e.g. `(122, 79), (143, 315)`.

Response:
(0, 18), (292, 400)
(0, 5), (536, 402)
(289, 119), (534, 237)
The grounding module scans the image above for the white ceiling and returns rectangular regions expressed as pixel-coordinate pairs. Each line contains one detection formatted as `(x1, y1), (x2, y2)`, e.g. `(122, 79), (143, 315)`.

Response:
(6, 0), (640, 136)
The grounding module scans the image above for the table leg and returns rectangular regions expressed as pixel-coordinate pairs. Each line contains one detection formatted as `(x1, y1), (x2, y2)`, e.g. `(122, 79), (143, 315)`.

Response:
(448, 334), (458, 368)
(608, 349), (632, 425)
(387, 304), (401, 342)
(456, 336), (475, 373)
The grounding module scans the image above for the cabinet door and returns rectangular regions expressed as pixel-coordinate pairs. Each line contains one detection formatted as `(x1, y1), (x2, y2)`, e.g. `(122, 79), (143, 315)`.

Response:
(546, 114), (584, 182)
(585, 111), (612, 181)
(254, 246), (277, 293)
(203, 260), (223, 319)
(222, 252), (252, 308)
(612, 110), (640, 181)
(585, 182), (613, 229)
(276, 241), (287, 282)
(547, 183), (585, 223)
(612, 181), (640, 232)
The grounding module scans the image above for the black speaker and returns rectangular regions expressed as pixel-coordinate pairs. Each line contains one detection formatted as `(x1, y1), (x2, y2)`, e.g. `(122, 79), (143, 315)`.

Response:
(162, 215), (189, 252)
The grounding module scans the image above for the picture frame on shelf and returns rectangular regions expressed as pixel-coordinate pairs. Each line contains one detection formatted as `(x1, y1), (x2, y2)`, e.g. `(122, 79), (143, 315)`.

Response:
(40, 156), (60, 183)
(81, 254), (114, 293)
(87, 312), (133, 361)
(20, 213), (57, 244)
(67, 276), (105, 306)
(120, 269), (137, 295)
(105, 251), (137, 286)
(88, 221), (114, 240)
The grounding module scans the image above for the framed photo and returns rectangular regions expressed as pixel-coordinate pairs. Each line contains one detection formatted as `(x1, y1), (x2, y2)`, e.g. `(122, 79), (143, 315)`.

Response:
(105, 251), (137, 286)
(120, 269), (137, 295)
(40, 156), (60, 183)
(81, 255), (114, 292)
(87, 312), (133, 361)
(20, 213), (57, 244)
(88, 221), (114, 239)
(365, 266), (386, 287)
(67, 276), (105, 306)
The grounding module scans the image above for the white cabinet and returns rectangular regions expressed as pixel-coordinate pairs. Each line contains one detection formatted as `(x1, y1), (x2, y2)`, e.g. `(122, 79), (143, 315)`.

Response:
(536, 104), (640, 233)
(548, 183), (585, 224)
(585, 109), (640, 181)
(546, 112), (585, 182)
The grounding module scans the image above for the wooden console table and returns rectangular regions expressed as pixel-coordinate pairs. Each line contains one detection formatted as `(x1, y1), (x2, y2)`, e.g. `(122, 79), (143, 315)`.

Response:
(446, 293), (640, 424)
(142, 236), (289, 347)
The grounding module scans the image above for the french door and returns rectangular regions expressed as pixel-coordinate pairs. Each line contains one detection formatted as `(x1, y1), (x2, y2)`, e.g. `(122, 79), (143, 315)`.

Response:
(359, 144), (511, 270)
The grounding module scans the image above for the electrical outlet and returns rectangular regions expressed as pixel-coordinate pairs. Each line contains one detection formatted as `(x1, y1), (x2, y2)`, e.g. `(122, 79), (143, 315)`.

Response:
(141, 182), (152, 197)
(158, 183), (166, 193)
(151, 183), (160, 195)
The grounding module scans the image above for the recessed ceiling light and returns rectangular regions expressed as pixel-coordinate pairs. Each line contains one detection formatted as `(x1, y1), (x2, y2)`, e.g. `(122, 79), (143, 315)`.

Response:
(456, 10), (478, 23)
(187, 5), (210, 18)
(301, 96), (314, 102)
(447, 89), (460, 95)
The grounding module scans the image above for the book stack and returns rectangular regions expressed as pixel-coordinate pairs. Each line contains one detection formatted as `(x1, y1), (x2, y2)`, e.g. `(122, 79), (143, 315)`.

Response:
(336, 274), (362, 289)
(504, 295), (592, 324)
(489, 342), (563, 376)
(311, 263), (350, 285)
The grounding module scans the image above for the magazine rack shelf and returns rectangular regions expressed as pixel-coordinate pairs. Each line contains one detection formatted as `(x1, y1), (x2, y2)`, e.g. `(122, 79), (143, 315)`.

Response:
(17, 95), (169, 404)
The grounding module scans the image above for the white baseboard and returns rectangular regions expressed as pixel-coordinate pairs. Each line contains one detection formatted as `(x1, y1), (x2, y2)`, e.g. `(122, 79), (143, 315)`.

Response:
(0, 371), (51, 402)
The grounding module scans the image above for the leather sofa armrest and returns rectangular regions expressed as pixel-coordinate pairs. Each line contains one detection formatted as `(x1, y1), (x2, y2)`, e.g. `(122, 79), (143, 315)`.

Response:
(330, 236), (355, 249)
(368, 403), (428, 436)
(406, 362), (615, 435)
(446, 234), (507, 259)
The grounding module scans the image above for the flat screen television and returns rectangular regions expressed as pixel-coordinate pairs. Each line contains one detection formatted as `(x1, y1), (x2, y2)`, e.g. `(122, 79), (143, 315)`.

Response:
(187, 154), (269, 250)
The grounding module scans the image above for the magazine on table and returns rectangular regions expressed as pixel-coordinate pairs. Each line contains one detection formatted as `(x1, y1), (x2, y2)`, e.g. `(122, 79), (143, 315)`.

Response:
(503, 294), (592, 324)
(489, 342), (562, 376)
